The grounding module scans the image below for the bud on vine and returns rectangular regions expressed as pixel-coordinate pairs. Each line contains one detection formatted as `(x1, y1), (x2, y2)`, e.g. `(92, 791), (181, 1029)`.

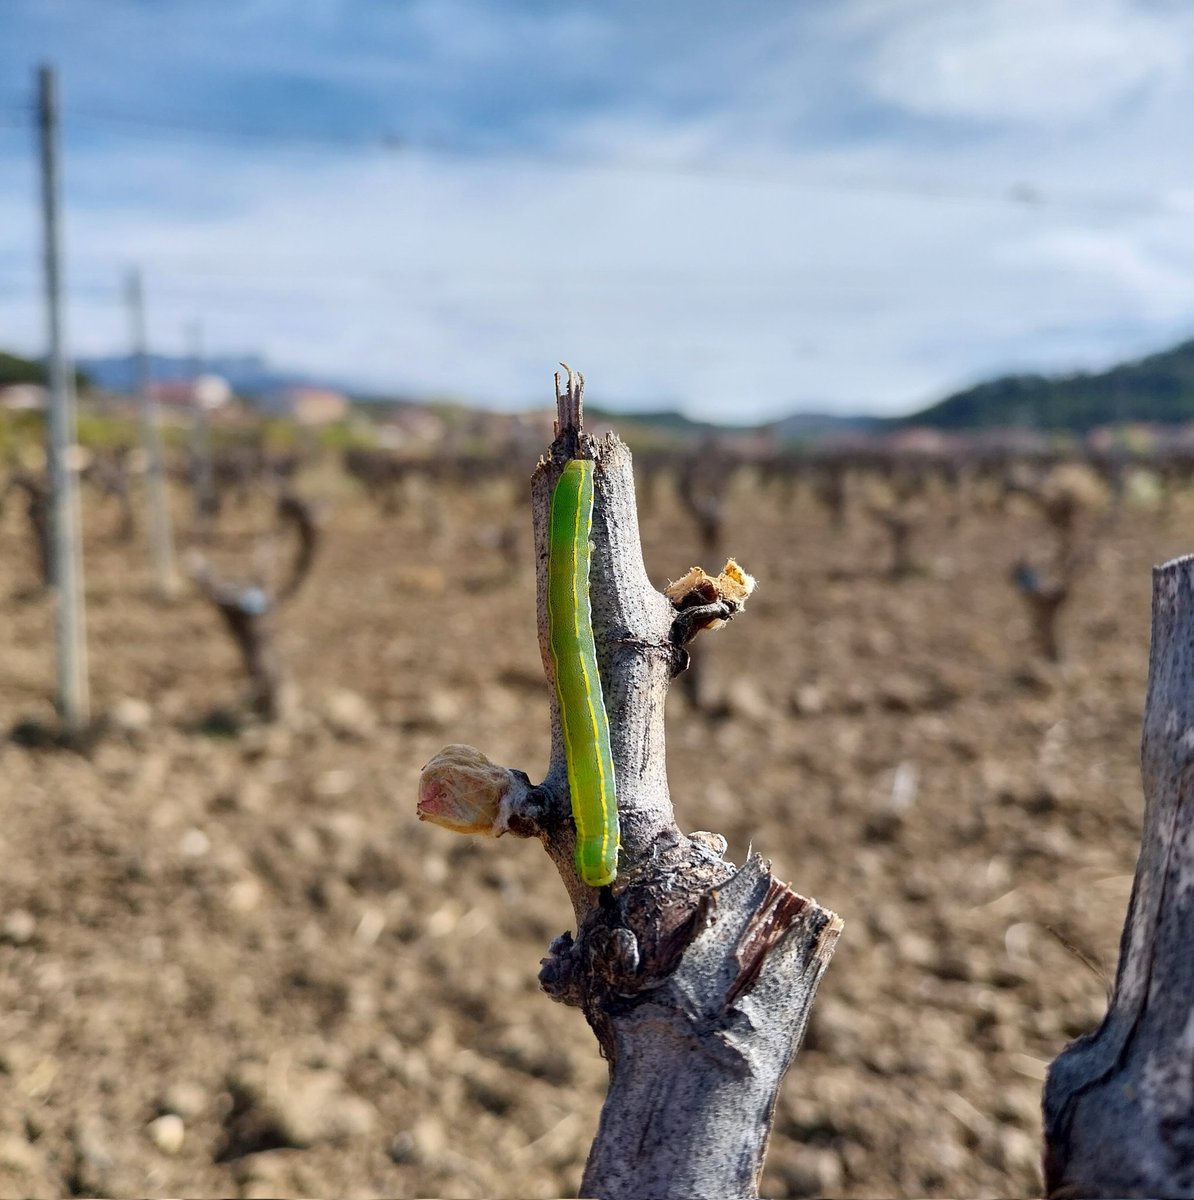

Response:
(417, 744), (513, 835)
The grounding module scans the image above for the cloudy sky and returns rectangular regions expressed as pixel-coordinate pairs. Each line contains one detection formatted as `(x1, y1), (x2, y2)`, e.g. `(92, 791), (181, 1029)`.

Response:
(2, 0), (1194, 422)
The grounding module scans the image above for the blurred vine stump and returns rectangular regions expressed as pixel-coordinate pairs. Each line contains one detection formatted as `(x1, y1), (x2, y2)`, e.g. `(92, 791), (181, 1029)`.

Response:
(2, 470), (53, 590)
(866, 498), (922, 580)
(83, 449), (136, 544)
(1010, 559), (1070, 663)
(419, 369), (841, 1200)
(1044, 554), (1194, 1197)
(187, 490), (319, 722)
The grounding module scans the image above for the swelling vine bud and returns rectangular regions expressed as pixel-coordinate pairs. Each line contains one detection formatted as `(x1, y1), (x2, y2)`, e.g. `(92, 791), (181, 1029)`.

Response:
(417, 744), (514, 835)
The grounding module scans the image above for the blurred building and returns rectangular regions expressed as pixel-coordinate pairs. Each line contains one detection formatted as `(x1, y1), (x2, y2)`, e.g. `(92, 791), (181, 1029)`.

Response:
(1086, 422), (1166, 455)
(0, 383), (46, 411)
(259, 386), (349, 426)
(149, 373), (233, 412)
(884, 426), (960, 455)
(374, 405), (448, 448)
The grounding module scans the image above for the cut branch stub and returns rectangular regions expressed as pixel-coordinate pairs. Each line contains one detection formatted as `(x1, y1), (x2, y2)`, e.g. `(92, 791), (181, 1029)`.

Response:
(416, 370), (840, 1200)
(554, 362), (584, 442)
(1043, 554), (1194, 1197)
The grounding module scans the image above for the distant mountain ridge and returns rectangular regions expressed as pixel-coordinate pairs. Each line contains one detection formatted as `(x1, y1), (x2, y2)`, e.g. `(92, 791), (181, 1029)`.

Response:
(75, 352), (881, 437)
(585, 405), (752, 440)
(55, 331), (1194, 436)
(768, 411), (882, 440)
(904, 337), (1194, 432)
(76, 352), (353, 398)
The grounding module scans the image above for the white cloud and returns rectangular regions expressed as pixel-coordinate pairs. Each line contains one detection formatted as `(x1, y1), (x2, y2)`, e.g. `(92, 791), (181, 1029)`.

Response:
(1001, 229), (1194, 315)
(866, 0), (1191, 127)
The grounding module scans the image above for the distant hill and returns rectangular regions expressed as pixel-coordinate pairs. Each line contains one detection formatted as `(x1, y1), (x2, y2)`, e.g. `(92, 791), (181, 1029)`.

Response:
(906, 337), (1194, 432)
(587, 406), (881, 445)
(768, 411), (883, 441)
(75, 352), (350, 398)
(585, 404), (749, 443)
(71, 333), (1194, 438)
(0, 349), (88, 391)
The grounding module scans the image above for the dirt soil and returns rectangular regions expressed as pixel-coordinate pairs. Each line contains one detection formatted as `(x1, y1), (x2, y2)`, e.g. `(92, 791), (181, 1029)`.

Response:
(0, 460), (1176, 1198)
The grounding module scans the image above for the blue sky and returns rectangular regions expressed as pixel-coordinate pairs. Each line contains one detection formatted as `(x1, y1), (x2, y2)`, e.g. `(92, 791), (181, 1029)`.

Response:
(3, 0), (1194, 421)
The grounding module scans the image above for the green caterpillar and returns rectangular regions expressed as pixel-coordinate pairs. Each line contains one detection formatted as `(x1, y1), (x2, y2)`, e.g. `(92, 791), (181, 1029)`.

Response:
(547, 459), (620, 887)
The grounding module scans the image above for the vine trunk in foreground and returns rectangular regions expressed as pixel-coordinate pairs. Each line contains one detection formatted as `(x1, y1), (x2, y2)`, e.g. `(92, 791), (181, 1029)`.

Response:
(1044, 554), (1194, 1197)
(418, 371), (840, 1200)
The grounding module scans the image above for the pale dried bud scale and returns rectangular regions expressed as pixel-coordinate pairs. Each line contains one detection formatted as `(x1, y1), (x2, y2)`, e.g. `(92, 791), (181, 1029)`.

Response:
(417, 744), (514, 835)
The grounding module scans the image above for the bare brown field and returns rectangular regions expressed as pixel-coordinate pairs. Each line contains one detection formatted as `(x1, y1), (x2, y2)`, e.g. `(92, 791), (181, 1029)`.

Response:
(0, 461), (1177, 1198)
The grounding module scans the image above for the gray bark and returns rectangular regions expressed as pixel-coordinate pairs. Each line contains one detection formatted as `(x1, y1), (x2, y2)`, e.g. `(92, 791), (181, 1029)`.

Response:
(1044, 553), (1194, 1197)
(494, 372), (841, 1199)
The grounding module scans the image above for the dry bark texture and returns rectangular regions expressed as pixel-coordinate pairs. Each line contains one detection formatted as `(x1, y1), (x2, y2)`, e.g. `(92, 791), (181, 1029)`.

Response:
(426, 371), (841, 1200)
(1044, 553), (1194, 1197)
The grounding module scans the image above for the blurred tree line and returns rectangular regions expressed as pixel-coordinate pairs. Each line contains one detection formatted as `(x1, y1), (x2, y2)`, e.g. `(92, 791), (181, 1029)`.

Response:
(0, 349), (89, 392)
(912, 337), (1194, 432)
